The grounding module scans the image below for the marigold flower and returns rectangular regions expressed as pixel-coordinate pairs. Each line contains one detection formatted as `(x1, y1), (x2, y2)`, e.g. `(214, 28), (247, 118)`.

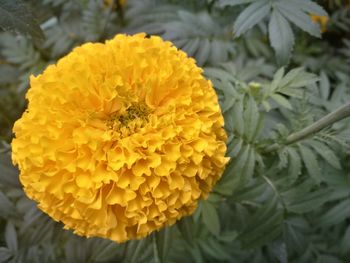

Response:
(12, 33), (229, 242)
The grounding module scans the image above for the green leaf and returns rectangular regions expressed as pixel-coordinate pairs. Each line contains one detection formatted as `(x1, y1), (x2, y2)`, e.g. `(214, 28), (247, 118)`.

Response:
(243, 146), (256, 180)
(283, 217), (309, 254)
(239, 197), (284, 248)
(201, 201), (221, 236)
(187, 243), (204, 263)
(177, 217), (195, 245)
(299, 144), (321, 183)
(307, 140), (342, 169)
(213, 162), (238, 196)
(275, 1), (321, 37)
(278, 67), (318, 90)
(92, 241), (120, 262)
(340, 226), (350, 255)
(0, 0), (44, 40)
(161, 10), (234, 66)
(286, 147), (302, 182)
(232, 144), (250, 182)
(284, 187), (333, 214)
(244, 96), (259, 141)
(234, 0), (271, 37)
(198, 238), (231, 260)
(0, 153), (20, 188)
(128, 238), (152, 263)
(232, 98), (245, 135)
(5, 221), (18, 252)
(289, 0), (328, 17)
(196, 38), (211, 66)
(270, 67), (286, 92)
(0, 191), (16, 218)
(232, 178), (267, 202)
(318, 198), (350, 227)
(270, 94), (293, 109)
(269, 8), (294, 65)
(319, 71), (330, 100)
(152, 233), (161, 263)
(154, 227), (172, 263)
(227, 137), (243, 158)
(0, 247), (12, 262)
(218, 0), (256, 7)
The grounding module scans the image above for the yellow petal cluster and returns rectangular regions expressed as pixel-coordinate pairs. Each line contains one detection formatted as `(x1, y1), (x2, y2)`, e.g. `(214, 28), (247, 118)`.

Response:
(12, 33), (229, 242)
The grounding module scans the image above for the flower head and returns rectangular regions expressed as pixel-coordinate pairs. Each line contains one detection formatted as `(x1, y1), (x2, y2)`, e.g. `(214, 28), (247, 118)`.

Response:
(12, 33), (228, 242)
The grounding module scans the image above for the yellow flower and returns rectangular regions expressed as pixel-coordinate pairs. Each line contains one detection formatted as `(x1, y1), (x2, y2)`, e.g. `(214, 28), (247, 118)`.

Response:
(12, 33), (229, 242)
(310, 14), (329, 33)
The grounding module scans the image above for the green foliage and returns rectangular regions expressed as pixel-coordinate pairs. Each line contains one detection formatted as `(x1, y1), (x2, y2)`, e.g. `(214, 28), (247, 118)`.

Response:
(1, 0), (350, 262)
(220, 0), (328, 64)
(0, 0), (44, 41)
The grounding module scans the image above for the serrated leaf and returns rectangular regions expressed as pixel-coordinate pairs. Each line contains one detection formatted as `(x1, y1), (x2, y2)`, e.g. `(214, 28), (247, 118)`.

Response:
(232, 178), (267, 202)
(278, 67), (318, 90)
(284, 187), (333, 213)
(318, 198), (350, 227)
(270, 67), (285, 91)
(290, 0), (328, 17)
(227, 137), (243, 158)
(276, 2), (321, 37)
(234, 0), (271, 37)
(201, 201), (220, 236)
(307, 140), (341, 169)
(269, 8), (294, 65)
(232, 144), (250, 178)
(271, 93), (293, 109)
(286, 147), (302, 182)
(161, 10), (233, 66)
(213, 162), (237, 196)
(283, 218), (309, 254)
(299, 144), (321, 183)
(239, 197), (283, 248)
(182, 38), (200, 57)
(0, 0), (44, 40)
(196, 38), (211, 66)
(198, 238), (231, 260)
(243, 147), (256, 180)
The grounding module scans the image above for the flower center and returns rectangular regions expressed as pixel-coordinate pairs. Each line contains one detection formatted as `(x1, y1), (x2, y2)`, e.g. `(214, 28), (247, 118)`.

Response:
(107, 102), (151, 131)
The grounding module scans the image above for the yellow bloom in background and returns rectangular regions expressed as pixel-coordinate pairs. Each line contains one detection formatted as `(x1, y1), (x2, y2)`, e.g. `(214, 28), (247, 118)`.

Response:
(12, 33), (229, 242)
(310, 14), (329, 33)
(103, 0), (126, 8)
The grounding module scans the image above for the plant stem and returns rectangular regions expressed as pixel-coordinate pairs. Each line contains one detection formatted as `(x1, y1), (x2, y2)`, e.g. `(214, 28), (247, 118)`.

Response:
(264, 101), (350, 153)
